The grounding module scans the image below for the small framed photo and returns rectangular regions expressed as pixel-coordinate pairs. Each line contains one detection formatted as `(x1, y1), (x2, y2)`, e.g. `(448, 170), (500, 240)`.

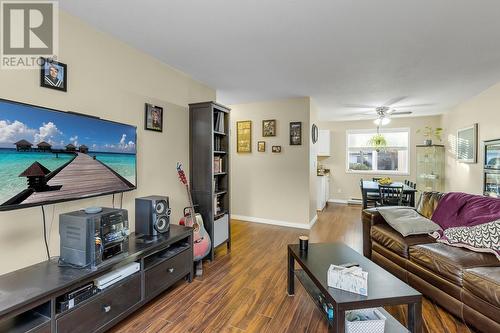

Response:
(40, 58), (67, 92)
(272, 145), (282, 153)
(262, 119), (276, 137)
(290, 121), (302, 145)
(145, 103), (163, 132)
(257, 141), (266, 152)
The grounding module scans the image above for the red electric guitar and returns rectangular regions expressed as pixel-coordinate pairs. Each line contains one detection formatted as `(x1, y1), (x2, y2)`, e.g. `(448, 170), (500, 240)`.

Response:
(176, 163), (211, 263)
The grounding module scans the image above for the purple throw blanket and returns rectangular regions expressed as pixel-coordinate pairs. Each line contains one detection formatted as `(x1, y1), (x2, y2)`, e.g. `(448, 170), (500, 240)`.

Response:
(432, 192), (500, 228)
(431, 192), (500, 260)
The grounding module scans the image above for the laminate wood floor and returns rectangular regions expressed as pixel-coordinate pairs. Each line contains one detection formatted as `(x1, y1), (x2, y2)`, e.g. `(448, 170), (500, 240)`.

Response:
(111, 204), (476, 333)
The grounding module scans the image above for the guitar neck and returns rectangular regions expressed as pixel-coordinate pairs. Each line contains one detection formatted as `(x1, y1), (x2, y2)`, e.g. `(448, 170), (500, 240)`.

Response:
(184, 183), (197, 221)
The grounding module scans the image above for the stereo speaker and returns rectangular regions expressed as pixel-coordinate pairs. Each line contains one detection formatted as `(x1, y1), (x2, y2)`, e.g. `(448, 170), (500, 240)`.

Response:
(135, 195), (171, 236)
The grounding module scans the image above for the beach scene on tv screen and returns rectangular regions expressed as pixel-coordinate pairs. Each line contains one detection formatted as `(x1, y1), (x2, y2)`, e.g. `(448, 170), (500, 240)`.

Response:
(0, 100), (136, 208)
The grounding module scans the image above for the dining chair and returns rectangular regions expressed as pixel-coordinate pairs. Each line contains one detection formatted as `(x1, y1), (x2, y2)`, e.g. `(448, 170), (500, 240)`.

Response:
(360, 179), (379, 208)
(379, 185), (404, 206)
(402, 181), (417, 206)
(404, 180), (410, 186)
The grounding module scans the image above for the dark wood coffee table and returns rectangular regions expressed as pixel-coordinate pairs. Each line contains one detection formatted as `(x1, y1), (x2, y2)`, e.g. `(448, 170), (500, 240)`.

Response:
(287, 243), (422, 333)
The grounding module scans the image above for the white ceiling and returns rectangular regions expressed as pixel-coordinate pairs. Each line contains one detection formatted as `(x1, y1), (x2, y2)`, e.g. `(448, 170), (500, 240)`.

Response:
(60, 0), (500, 120)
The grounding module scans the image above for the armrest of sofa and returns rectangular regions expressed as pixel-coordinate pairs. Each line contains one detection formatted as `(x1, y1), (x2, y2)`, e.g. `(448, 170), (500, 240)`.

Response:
(362, 208), (388, 259)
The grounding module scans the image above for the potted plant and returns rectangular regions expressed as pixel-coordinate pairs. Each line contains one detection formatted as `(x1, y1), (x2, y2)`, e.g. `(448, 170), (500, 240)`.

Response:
(417, 126), (443, 146)
(368, 133), (387, 152)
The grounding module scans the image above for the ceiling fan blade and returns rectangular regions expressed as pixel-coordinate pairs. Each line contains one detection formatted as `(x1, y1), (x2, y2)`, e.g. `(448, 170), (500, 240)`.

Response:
(383, 96), (408, 107)
(394, 103), (434, 108)
(391, 111), (413, 115)
(343, 104), (378, 109)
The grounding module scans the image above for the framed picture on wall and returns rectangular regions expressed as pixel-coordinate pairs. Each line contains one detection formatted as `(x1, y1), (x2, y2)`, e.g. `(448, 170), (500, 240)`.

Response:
(289, 121), (302, 145)
(40, 58), (67, 92)
(272, 145), (282, 153)
(237, 120), (252, 153)
(257, 141), (266, 152)
(457, 123), (478, 163)
(262, 119), (276, 137)
(144, 103), (163, 132)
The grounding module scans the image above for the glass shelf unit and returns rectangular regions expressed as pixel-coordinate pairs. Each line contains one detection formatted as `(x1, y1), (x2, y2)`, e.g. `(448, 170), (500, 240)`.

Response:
(416, 145), (445, 193)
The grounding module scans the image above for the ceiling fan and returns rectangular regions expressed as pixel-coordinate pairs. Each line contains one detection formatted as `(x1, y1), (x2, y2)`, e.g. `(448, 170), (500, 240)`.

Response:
(344, 97), (432, 126)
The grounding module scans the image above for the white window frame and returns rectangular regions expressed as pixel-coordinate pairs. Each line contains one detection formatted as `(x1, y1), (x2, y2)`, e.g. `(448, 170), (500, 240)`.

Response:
(345, 128), (410, 175)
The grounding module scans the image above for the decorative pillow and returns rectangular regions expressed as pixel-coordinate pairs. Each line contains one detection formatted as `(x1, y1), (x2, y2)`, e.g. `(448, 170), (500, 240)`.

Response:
(431, 220), (500, 260)
(377, 206), (441, 237)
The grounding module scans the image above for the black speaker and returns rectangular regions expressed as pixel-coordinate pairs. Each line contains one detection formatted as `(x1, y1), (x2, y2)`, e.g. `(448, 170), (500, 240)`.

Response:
(135, 195), (171, 236)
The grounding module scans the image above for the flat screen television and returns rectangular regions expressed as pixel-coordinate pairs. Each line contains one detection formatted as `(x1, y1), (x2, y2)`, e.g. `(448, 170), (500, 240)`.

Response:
(0, 98), (137, 211)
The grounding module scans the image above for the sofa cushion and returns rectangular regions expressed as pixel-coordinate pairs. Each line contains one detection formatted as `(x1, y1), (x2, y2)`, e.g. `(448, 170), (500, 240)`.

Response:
(409, 243), (499, 286)
(371, 224), (435, 258)
(377, 206), (441, 236)
(416, 191), (445, 219)
(463, 267), (500, 308)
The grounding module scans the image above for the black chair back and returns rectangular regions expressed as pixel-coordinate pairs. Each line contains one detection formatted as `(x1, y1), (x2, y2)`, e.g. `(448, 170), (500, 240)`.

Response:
(379, 185), (404, 206)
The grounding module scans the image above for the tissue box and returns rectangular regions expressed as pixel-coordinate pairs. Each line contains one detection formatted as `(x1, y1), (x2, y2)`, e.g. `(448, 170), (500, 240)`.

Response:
(345, 308), (386, 333)
(327, 264), (368, 296)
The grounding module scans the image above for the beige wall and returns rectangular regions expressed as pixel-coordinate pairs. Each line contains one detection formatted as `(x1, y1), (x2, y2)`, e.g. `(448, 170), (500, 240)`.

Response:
(442, 82), (500, 194)
(309, 100), (319, 223)
(318, 115), (442, 202)
(0, 12), (215, 274)
(229, 98), (313, 227)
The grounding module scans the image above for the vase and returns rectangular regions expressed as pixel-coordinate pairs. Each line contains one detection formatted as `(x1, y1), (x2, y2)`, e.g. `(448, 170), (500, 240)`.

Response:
(424, 139), (432, 146)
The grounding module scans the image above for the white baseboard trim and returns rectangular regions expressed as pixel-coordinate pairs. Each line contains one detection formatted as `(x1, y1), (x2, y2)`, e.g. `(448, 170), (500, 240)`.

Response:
(232, 214), (311, 230)
(328, 199), (348, 204)
(328, 199), (362, 205)
(309, 214), (318, 227)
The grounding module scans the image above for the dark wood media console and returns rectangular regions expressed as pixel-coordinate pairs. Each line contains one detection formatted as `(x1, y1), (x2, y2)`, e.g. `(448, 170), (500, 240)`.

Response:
(0, 224), (193, 333)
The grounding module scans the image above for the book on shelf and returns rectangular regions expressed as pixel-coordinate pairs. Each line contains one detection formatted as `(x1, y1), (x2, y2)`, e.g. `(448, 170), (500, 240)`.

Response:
(214, 196), (222, 215)
(213, 156), (223, 173)
(214, 111), (225, 133)
(214, 136), (225, 152)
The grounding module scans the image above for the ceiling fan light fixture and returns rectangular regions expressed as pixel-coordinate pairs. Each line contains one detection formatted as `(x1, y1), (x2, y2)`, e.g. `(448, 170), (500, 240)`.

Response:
(374, 117), (391, 126)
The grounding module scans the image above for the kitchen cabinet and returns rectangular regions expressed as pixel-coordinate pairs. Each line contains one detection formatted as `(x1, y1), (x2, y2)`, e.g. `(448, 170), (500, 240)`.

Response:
(316, 175), (330, 210)
(317, 130), (331, 156)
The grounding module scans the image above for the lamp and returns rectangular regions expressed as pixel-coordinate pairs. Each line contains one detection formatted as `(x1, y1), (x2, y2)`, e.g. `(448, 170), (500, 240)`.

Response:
(374, 117), (391, 126)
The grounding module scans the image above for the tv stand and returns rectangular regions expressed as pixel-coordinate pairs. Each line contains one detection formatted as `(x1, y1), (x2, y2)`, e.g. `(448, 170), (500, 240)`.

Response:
(0, 224), (193, 333)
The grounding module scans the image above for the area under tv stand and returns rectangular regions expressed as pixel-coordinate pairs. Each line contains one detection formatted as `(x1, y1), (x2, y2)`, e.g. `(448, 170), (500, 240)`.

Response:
(0, 224), (193, 333)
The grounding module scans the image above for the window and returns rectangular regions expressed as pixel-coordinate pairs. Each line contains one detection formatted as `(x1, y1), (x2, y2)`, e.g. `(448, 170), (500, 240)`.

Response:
(346, 128), (409, 174)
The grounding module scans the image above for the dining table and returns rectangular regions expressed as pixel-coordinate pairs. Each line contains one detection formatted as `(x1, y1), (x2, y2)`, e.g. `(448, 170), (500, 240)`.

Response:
(362, 180), (418, 209)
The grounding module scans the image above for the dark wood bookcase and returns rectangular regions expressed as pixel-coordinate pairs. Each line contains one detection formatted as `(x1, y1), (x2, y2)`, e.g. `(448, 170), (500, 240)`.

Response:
(189, 101), (231, 261)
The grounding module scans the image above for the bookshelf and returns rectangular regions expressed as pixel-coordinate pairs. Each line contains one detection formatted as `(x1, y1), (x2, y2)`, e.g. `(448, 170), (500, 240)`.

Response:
(189, 101), (231, 261)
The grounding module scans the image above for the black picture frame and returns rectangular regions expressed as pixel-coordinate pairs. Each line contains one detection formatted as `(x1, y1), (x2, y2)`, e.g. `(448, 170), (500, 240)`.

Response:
(40, 58), (67, 92)
(272, 145), (282, 153)
(144, 103), (163, 132)
(290, 121), (302, 145)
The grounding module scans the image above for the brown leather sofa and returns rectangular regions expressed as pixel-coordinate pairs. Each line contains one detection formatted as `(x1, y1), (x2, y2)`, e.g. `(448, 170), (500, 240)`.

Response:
(362, 192), (500, 333)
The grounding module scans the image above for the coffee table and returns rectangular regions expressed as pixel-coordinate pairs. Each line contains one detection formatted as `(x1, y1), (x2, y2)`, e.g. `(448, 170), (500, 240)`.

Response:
(287, 243), (422, 333)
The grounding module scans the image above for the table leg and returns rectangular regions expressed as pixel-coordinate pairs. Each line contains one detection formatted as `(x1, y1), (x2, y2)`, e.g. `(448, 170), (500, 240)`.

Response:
(410, 192), (416, 207)
(408, 300), (422, 333)
(334, 306), (345, 333)
(287, 247), (295, 296)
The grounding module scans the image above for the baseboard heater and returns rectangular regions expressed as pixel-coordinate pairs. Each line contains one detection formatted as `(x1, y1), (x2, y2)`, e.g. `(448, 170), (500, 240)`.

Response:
(348, 198), (362, 205)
